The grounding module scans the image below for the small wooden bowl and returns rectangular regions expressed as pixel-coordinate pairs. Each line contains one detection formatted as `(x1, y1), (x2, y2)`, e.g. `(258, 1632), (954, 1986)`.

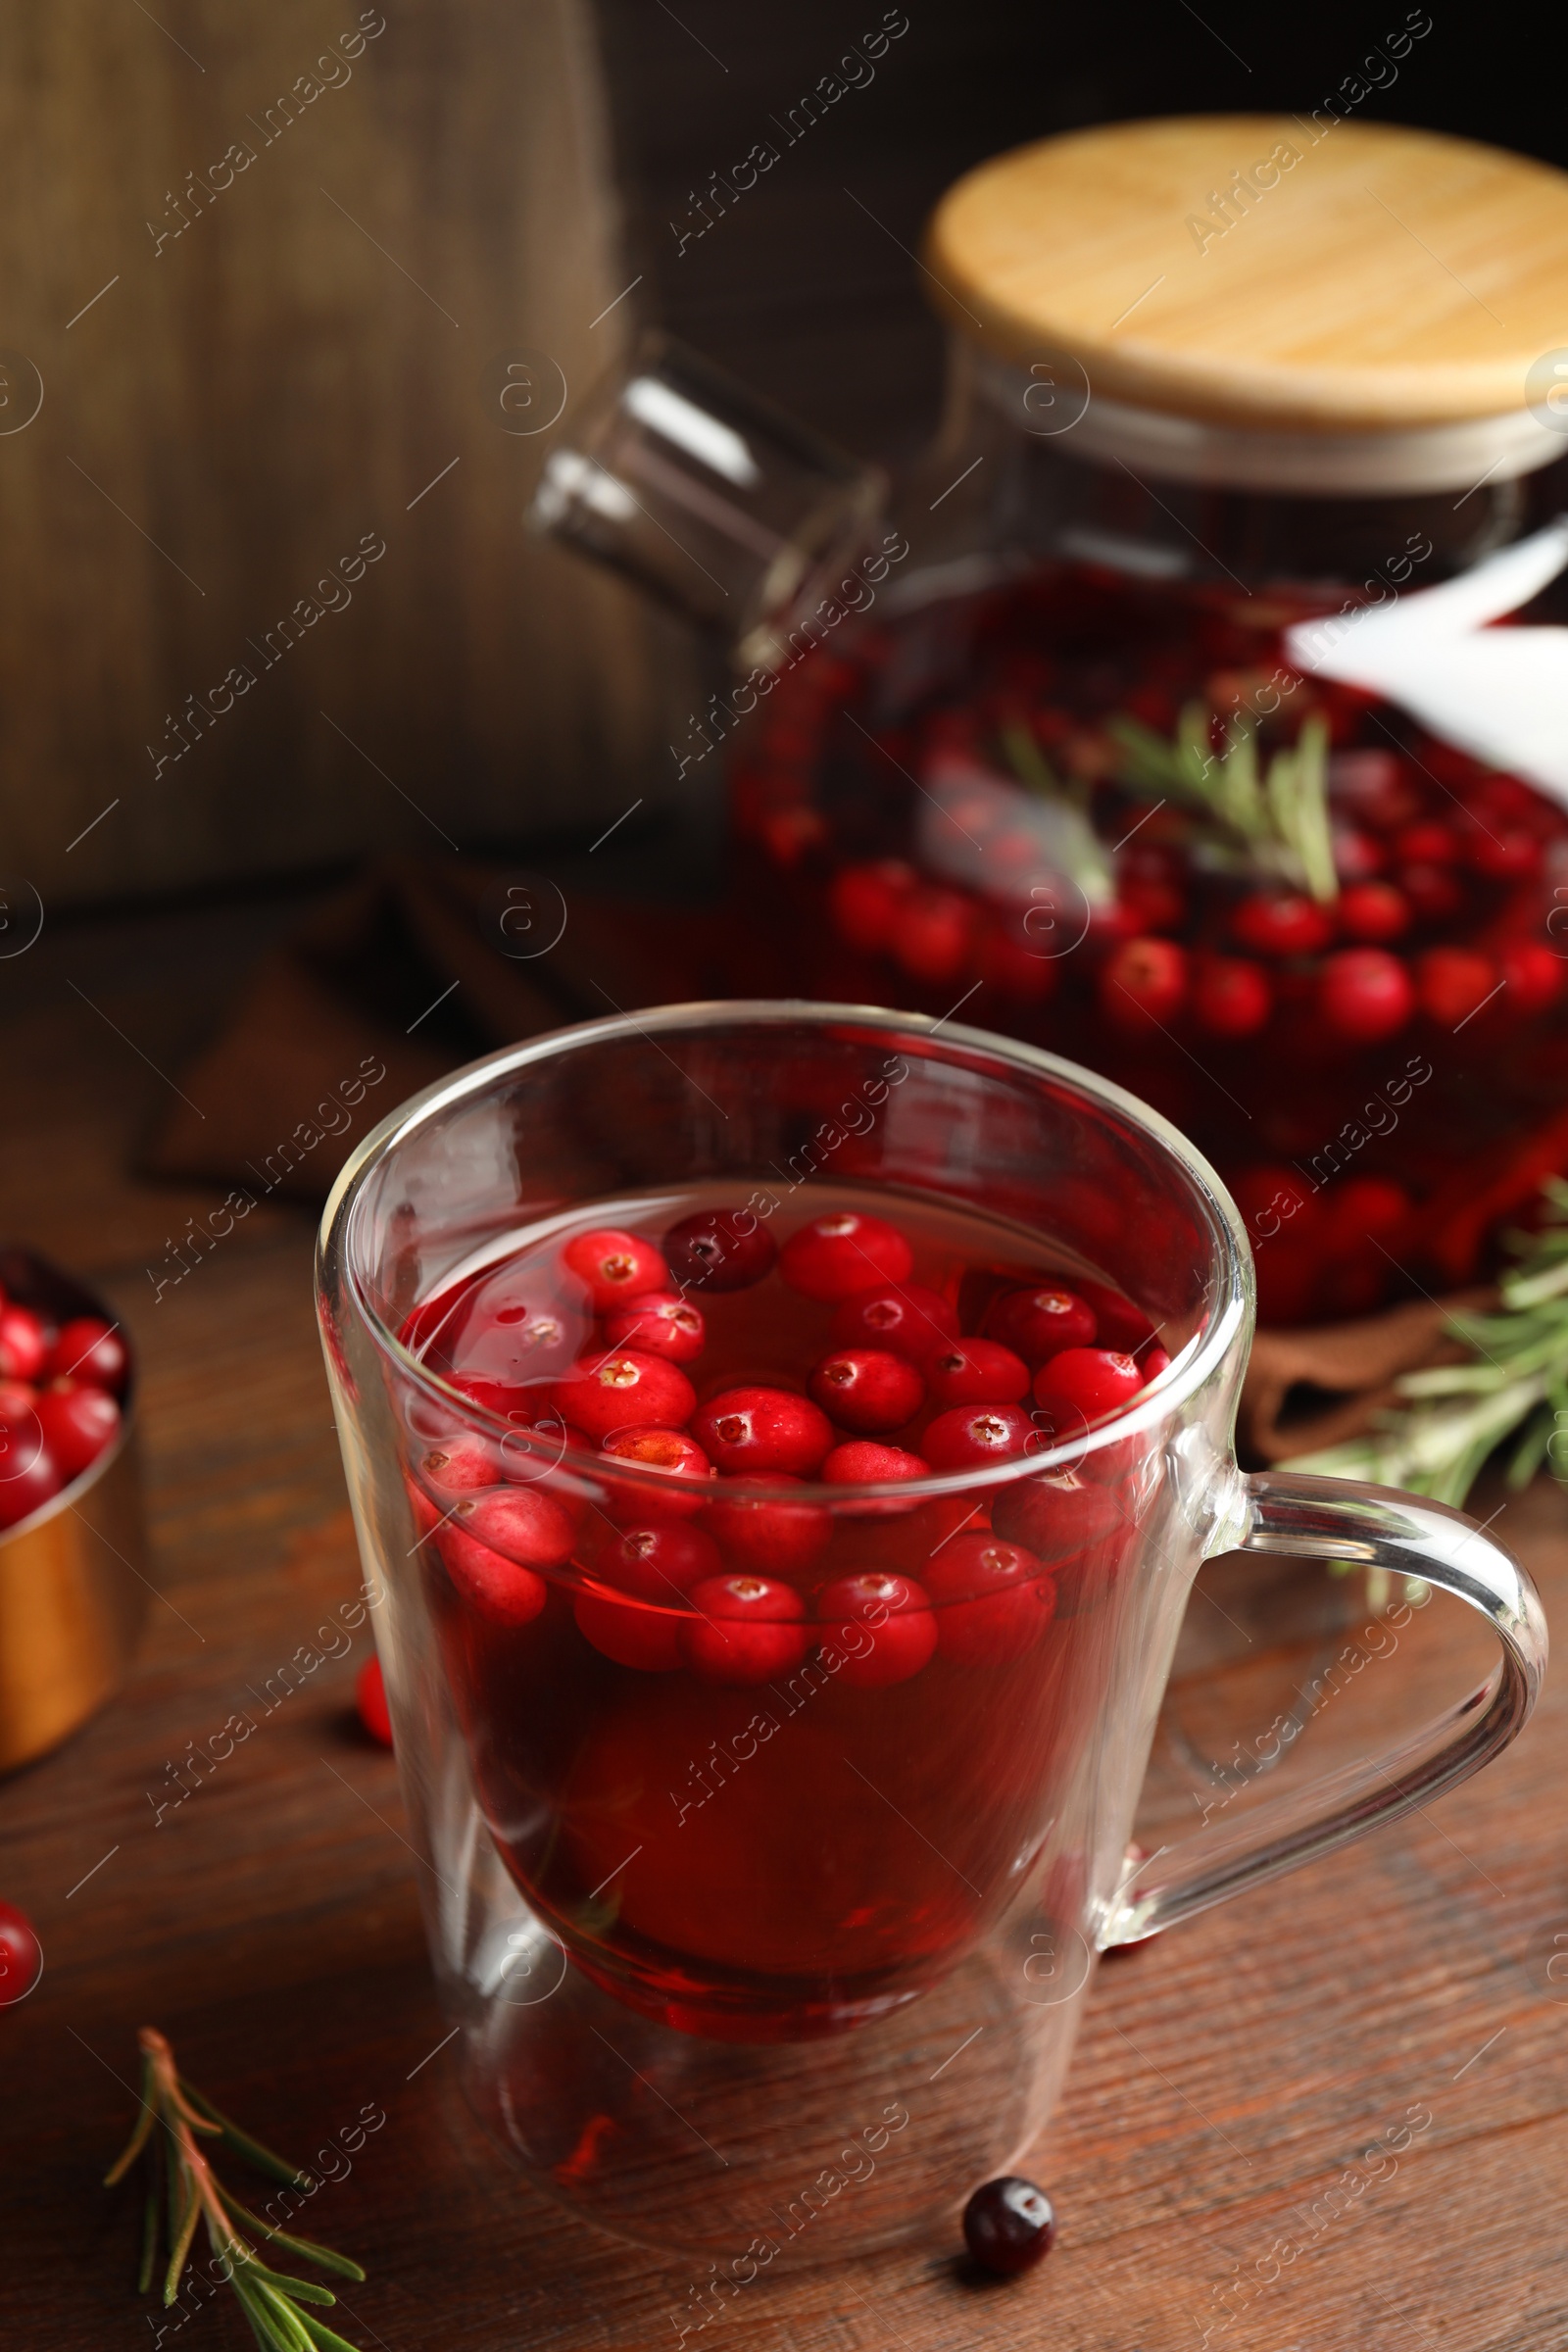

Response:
(0, 1248), (148, 1775)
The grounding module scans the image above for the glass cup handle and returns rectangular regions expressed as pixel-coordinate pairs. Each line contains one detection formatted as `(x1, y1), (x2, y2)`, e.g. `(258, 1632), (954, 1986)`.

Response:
(1101, 1470), (1548, 1947)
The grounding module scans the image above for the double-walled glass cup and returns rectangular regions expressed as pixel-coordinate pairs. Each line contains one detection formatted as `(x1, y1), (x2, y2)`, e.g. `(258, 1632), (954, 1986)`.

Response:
(317, 1004), (1544, 2261)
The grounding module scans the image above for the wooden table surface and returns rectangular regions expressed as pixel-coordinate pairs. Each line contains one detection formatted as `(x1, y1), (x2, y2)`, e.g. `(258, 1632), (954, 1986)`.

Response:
(5, 894), (1568, 2352)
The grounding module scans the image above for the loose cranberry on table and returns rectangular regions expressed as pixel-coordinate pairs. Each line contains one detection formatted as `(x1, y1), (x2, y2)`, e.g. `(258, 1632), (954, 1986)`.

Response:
(0, 1900), (43, 2007)
(551, 1349), (696, 1442)
(922, 1403), (1038, 1471)
(679, 1574), (809, 1684)
(779, 1210), (913, 1302)
(925, 1339), (1031, 1410)
(601, 1425), (713, 1516)
(983, 1286), (1097, 1367)
(703, 1476), (833, 1575)
(924, 1534), (1054, 1666)
(48, 1315), (127, 1393)
(829, 1280), (959, 1363)
(561, 1226), (667, 1310)
(662, 1207), (777, 1293)
(35, 1381), (121, 1480)
(962, 2176), (1057, 2276)
(355, 1655), (393, 1747)
(601, 1292), (706, 1364)
(807, 1347), (925, 1434)
(691, 1385), (833, 1476)
(0, 1305), (49, 1386)
(1031, 1348), (1148, 1432)
(816, 1571), (937, 1690)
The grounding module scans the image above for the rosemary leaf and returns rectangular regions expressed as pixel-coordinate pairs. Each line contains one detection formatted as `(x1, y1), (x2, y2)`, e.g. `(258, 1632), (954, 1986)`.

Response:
(181, 2080), (316, 2190)
(217, 2187), (368, 2282)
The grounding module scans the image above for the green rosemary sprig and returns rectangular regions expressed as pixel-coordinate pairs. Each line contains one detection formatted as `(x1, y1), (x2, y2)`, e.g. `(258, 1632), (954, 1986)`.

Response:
(1285, 1180), (1568, 1509)
(1108, 701), (1337, 902)
(106, 2027), (368, 2352)
(996, 719), (1116, 903)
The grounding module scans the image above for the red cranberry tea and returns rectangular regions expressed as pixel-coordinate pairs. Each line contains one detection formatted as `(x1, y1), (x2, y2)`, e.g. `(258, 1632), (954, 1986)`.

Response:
(399, 1184), (1171, 2039)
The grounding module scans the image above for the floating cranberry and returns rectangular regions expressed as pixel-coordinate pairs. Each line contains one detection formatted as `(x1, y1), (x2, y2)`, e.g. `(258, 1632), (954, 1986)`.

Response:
(1317, 948), (1415, 1043)
(1140, 1343), (1173, 1383)
(1499, 939), (1564, 1017)
(1465, 824), (1541, 879)
(680, 1574), (808, 1684)
(1191, 955), (1271, 1038)
(808, 1347), (925, 1435)
(1101, 936), (1187, 1030)
(436, 1520), (550, 1627)
(816, 1571), (937, 1689)
(962, 2176), (1056, 2276)
(828, 858), (916, 955)
(1331, 825), (1385, 883)
(0, 1307), (48, 1386)
(48, 1315), (125, 1393)
(0, 1900), (43, 2007)
(1398, 861), (1463, 922)
(562, 1227), (668, 1311)
(925, 1534), (1053, 1666)
(991, 1468), (1126, 1560)
(829, 1281), (958, 1364)
(692, 1385), (833, 1476)
(356, 1655), (393, 1746)
(419, 1435), (504, 1507)
(922, 1403), (1037, 1471)
(983, 1286), (1097, 1367)
(977, 915), (1058, 1003)
(448, 1484), (575, 1569)
(577, 1521), (720, 1670)
(662, 1208), (777, 1293)
(35, 1382), (120, 1480)
(1069, 1279), (1154, 1354)
(779, 1211), (913, 1302)
(925, 1339), (1031, 1410)
(552, 1349), (696, 1442)
(1395, 820), (1459, 865)
(1329, 746), (1416, 828)
(601, 1425), (713, 1517)
(820, 1441), (931, 1493)
(0, 1407), (61, 1531)
(1337, 880), (1410, 942)
(1032, 1348), (1147, 1431)
(1230, 892), (1334, 957)
(703, 1476), (833, 1574)
(1416, 946), (1497, 1027)
(890, 885), (977, 986)
(602, 1291), (706, 1364)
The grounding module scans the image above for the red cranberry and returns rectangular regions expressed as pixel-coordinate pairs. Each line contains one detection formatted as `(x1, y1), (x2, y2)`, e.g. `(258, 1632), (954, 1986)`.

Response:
(1140, 1343), (1172, 1383)
(922, 1403), (1037, 1471)
(1395, 820), (1460, 865)
(924, 1534), (1053, 1666)
(977, 915), (1059, 1003)
(419, 1435), (503, 1503)
(890, 885), (977, 986)
(0, 1901), (43, 2007)
(1231, 892), (1334, 957)
(820, 1442), (931, 1495)
(1329, 746), (1417, 827)
(35, 1382), (119, 1479)
(552, 1348), (696, 1442)
(925, 1339), (1030, 1409)
(1191, 955), (1271, 1038)
(1101, 936), (1187, 1030)
(577, 1521), (720, 1670)
(1331, 825), (1385, 883)
(808, 1347), (925, 1434)
(991, 1468), (1126, 1560)
(562, 1227), (667, 1311)
(829, 1282), (958, 1363)
(829, 858), (916, 955)
(962, 2177), (1056, 2276)
(48, 1315), (126, 1392)
(780, 1211), (914, 1302)
(436, 1524), (550, 1626)
(0, 1306), (48, 1386)
(1499, 939), (1564, 1017)
(356, 1655), (393, 1746)
(1069, 1279), (1153, 1354)
(1398, 861), (1463, 922)
(1465, 824), (1541, 879)
(691, 1385), (833, 1476)
(680, 1574), (808, 1684)
(984, 1287), (1097, 1367)
(1337, 880), (1410, 942)
(1032, 1348), (1147, 1431)
(0, 1408), (61, 1530)
(1415, 947), (1496, 1027)
(662, 1208), (777, 1293)
(602, 1291), (706, 1364)
(600, 1425), (713, 1517)
(816, 1570), (937, 1689)
(1318, 948), (1415, 1043)
(447, 1485), (575, 1569)
(703, 1476), (833, 1574)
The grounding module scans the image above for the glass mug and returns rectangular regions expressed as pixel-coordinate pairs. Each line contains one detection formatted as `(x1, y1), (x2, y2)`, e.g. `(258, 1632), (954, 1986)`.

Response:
(317, 1003), (1544, 2260)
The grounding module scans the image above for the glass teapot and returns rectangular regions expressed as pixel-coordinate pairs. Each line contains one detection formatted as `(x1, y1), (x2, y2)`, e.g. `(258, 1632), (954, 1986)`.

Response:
(532, 114), (1568, 1322)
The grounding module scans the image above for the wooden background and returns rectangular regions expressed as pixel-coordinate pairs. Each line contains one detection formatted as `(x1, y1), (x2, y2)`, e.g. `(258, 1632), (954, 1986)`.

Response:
(2, 2), (1565, 910)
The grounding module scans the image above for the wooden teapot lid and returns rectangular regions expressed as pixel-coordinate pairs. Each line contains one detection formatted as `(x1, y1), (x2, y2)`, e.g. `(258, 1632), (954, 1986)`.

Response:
(925, 117), (1568, 434)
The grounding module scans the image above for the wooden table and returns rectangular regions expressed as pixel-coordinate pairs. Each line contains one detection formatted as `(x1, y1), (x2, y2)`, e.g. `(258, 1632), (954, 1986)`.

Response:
(6, 895), (1568, 2351)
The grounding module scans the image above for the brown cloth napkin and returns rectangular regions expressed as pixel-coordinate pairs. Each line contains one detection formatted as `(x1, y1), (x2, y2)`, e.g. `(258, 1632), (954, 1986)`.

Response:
(145, 855), (1487, 1460)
